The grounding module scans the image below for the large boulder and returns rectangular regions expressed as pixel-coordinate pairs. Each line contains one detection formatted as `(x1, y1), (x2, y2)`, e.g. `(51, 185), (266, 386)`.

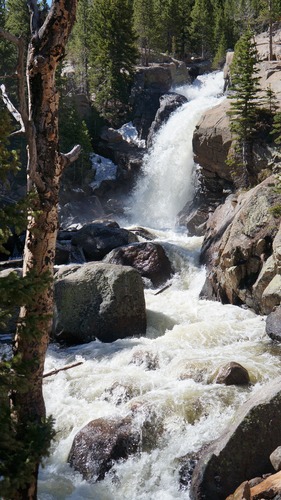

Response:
(190, 376), (281, 500)
(200, 175), (281, 314)
(103, 242), (173, 287)
(70, 222), (138, 261)
(53, 262), (146, 344)
(68, 417), (140, 481)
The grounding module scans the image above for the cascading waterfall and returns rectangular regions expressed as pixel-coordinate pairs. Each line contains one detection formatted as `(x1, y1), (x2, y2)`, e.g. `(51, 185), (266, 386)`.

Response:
(35, 73), (281, 499)
(128, 71), (225, 229)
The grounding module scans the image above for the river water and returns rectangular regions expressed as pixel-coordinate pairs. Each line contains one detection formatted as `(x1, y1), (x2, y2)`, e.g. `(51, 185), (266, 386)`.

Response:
(38, 73), (281, 499)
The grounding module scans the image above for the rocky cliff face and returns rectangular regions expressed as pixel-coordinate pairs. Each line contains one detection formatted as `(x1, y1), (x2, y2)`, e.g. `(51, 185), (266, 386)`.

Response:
(200, 174), (281, 314)
(181, 29), (281, 315)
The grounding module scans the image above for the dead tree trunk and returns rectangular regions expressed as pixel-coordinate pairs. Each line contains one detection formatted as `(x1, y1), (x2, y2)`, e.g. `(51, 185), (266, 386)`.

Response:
(1, 1), (79, 498)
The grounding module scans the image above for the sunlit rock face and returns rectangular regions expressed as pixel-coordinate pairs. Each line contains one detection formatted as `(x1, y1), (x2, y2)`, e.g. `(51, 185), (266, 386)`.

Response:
(53, 262), (146, 344)
(200, 175), (281, 314)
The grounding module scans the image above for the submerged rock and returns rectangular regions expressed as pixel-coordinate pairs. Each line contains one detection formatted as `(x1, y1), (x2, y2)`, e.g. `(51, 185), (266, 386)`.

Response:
(53, 262), (146, 344)
(103, 242), (173, 287)
(68, 417), (140, 481)
(190, 376), (281, 500)
(214, 362), (250, 386)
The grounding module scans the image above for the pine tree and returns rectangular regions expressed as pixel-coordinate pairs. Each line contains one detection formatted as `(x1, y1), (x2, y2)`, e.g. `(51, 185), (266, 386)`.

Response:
(189, 0), (214, 58)
(67, 0), (92, 95)
(89, 0), (138, 126)
(5, 0), (30, 38)
(227, 29), (261, 187)
(133, 0), (156, 65)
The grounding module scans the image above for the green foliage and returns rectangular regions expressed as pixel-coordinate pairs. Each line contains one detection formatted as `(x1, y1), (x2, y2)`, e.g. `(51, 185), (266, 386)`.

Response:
(67, 0), (92, 95)
(190, 0), (214, 58)
(271, 112), (281, 145)
(5, 0), (30, 38)
(227, 29), (261, 186)
(59, 95), (93, 186)
(89, 0), (138, 126)
(0, 355), (55, 498)
(133, 0), (157, 63)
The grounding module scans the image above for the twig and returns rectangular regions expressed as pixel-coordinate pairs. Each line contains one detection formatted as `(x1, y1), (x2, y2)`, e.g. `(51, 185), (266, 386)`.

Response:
(154, 283), (172, 295)
(43, 361), (83, 378)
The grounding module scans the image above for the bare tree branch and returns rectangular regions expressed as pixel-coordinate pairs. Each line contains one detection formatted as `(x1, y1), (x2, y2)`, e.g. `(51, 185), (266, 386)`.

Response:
(0, 28), (20, 47)
(60, 144), (82, 172)
(0, 84), (25, 133)
(27, 0), (40, 35)
(43, 361), (83, 378)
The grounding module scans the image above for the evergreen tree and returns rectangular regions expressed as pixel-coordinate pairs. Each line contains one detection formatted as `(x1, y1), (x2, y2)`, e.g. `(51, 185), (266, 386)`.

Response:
(5, 0), (30, 38)
(67, 0), (92, 95)
(189, 0), (214, 58)
(59, 96), (93, 186)
(89, 0), (138, 126)
(133, 0), (156, 65)
(227, 29), (261, 187)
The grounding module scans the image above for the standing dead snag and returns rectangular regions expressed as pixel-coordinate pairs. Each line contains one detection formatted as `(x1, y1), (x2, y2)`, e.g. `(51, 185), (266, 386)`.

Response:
(0, 1), (79, 498)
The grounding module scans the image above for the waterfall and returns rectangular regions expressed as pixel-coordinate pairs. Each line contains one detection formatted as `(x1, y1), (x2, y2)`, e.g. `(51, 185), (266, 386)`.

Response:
(128, 71), (225, 229)
(30, 73), (281, 499)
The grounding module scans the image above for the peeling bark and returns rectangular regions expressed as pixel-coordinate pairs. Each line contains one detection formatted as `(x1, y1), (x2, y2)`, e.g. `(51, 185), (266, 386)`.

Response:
(1, 1), (79, 498)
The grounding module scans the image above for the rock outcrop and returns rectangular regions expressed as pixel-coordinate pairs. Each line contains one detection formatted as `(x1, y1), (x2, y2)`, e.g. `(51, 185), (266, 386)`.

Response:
(53, 262), (146, 344)
(190, 376), (281, 500)
(200, 175), (281, 314)
(147, 93), (188, 147)
(181, 30), (281, 234)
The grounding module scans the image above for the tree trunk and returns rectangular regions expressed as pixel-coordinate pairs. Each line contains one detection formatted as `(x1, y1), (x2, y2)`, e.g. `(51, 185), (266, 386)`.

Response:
(9, 1), (79, 498)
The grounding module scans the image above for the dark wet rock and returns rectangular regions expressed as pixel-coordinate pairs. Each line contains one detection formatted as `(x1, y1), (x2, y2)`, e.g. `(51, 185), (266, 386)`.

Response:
(103, 242), (173, 287)
(68, 416), (140, 481)
(214, 362), (250, 386)
(178, 453), (200, 490)
(55, 241), (71, 265)
(190, 376), (281, 500)
(71, 223), (138, 261)
(128, 226), (156, 241)
(147, 93), (188, 147)
(266, 306), (281, 342)
(53, 262), (146, 344)
(59, 194), (105, 229)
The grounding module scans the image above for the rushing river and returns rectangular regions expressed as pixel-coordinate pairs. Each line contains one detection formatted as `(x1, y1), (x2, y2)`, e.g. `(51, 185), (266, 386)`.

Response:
(38, 73), (281, 499)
